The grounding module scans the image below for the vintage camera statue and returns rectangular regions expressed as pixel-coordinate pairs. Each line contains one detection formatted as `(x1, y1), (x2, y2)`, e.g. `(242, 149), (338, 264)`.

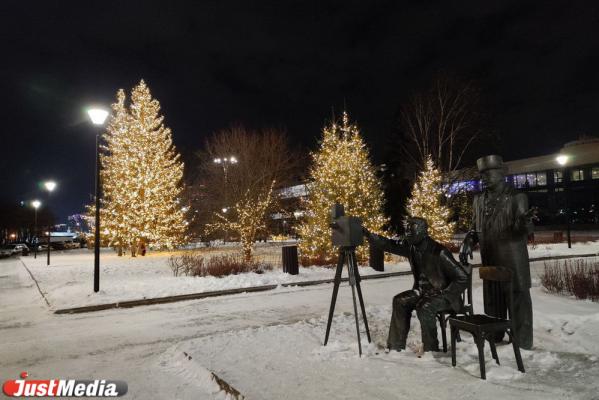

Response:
(324, 203), (371, 356)
(330, 203), (364, 248)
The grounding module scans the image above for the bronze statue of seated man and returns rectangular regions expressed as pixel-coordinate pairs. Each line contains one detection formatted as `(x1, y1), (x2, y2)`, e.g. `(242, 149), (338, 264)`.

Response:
(366, 218), (468, 352)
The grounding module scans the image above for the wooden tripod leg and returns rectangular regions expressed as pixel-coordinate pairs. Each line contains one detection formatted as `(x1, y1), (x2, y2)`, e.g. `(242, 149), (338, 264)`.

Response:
(351, 252), (371, 343)
(324, 251), (345, 346)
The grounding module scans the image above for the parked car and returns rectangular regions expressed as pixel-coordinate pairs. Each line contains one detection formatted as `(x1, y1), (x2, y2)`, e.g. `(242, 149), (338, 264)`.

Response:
(0, 246), (14, 257)
(13, 244), (29, 255)
(3, 244), (30, 255)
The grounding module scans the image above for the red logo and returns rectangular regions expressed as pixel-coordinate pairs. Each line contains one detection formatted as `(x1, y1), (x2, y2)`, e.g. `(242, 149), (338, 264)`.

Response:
(2, 372), (127, 397)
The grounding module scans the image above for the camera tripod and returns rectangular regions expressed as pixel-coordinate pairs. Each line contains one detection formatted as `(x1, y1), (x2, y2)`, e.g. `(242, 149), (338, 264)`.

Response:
(323, 246), (371, 357)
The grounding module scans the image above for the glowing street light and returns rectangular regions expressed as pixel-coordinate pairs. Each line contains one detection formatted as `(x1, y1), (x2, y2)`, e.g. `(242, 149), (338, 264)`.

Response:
(87, 108), (110, 125)
(213, 156), (238, 243)
(43, 181), (56, 265)
(44, 181), (56, 192)
(87, 106), (109, 293)
(555, 154), (572, 248)
(31, 200), (41, 259)
(213, 156), (238, 165)
(556, 155), (568, 166)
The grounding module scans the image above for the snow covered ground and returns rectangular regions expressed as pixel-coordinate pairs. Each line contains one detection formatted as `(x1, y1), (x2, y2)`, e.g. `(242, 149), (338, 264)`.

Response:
(1, 254), (598, 399)
(19, 248), (411, 310)
(18, 241), (599, 310)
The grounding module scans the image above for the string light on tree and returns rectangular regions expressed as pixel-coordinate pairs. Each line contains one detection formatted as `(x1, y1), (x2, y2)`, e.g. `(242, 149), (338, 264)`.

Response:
(406, 155), (455, 243)
(91, 80), (188, 255)
(207, 181), (275, 261)
(297, 111), (388, 264)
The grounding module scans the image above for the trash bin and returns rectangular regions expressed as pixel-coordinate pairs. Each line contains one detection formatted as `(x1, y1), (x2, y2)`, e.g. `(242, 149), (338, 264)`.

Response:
(282, 245), (299, 275)
(22, 247), (30, 256)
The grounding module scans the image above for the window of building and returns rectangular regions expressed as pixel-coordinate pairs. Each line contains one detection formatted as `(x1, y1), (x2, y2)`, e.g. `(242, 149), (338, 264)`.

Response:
(592, 167), (599, 180)
(513, 174), (527, 188)
(554, 170), (563, 183)
(571, 169), (584, 181)
(536, 172), (547, 186)
(512, 171), (547, 188)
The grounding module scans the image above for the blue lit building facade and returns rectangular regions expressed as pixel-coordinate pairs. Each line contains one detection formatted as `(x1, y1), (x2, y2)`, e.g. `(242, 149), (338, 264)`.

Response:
(454, 138), (599, 226)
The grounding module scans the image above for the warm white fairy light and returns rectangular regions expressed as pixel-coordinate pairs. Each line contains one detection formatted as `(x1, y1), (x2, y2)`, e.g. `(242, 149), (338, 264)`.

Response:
(406, 155), (455, 243)
(90, 80), (188, 254)
(297, 111), (388, 263)
(207, 181), (275, 261)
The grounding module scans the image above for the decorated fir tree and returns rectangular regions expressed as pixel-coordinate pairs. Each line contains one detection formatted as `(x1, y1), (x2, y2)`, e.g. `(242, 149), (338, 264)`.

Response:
(297, 112), (388, 263)
(406, 155), (455, 243)
(98, 80), (187, 254)
(96, 89), (130, 253)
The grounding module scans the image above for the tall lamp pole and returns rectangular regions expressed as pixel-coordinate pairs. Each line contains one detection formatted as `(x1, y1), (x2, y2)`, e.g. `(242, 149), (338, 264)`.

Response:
(87, 108), (109, 293)
(213, 156), (237, 243)
(43, 181), (56, 265)
(31, 200), (41, 259)
(556, 155), (572, 248)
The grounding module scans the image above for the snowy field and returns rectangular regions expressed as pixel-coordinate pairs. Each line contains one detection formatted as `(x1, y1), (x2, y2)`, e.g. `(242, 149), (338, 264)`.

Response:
(19, 247), (411, 310)
(18, 241), (599, 310)
(2, 254), (598, 399)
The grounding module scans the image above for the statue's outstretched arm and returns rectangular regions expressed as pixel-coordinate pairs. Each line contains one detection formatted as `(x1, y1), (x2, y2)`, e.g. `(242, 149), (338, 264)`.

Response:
(364, 231), (409, 257)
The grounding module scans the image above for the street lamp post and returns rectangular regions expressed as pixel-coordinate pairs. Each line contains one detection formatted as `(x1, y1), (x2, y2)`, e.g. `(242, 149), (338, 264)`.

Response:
(31, 200), (41, 259)
(556, 155), (572, 248)
(213, 156), (237, 243)
(43, 181), (56, 265)
(87, 108), (109, 293)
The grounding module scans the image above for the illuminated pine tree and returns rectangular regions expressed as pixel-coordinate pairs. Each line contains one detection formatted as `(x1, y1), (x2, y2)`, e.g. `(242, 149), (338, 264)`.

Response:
(96, 89), (130, 253)
(407, 155), (455, 243)
(98, 80), (187, 254)
(297, 112), (388, 263)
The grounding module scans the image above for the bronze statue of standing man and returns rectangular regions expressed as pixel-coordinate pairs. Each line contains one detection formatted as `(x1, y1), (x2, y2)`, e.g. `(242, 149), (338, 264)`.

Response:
(460, 155), (534, 349)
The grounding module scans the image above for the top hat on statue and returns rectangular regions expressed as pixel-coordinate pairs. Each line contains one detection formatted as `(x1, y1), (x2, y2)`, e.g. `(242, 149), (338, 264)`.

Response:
(476, 155), (504, 172)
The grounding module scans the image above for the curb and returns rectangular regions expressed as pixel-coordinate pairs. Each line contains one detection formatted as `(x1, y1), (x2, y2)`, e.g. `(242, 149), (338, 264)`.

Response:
(53, 253), (599, 315)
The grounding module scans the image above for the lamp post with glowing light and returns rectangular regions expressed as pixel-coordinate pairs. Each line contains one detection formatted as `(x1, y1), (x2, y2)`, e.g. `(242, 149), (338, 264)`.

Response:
(87, 107), (109, 292)
(213, 156), (237, 243)
(31, 200), (41, 259)
(556, 154), (572, 248)
(43, 181), (56, 265)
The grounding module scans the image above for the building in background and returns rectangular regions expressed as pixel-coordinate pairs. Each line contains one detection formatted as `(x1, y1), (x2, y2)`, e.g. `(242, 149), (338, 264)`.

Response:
(449, 138), (599, 227)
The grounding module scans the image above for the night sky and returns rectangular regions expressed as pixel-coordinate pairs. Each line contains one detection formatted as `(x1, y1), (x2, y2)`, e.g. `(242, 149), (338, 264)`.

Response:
(2, 1), (599, 221)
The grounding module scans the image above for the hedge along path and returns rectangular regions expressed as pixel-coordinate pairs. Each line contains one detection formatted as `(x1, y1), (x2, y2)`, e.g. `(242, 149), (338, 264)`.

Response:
(53, 253), (599, 315)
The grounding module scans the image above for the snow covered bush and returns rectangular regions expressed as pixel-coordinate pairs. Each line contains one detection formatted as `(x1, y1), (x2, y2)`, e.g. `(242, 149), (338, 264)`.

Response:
(541, 258), (599, 301)
(169, 252), (273, 277)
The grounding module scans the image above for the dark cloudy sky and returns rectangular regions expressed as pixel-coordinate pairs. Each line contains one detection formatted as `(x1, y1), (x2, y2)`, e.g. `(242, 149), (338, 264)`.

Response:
(1, 1), (599, 220)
